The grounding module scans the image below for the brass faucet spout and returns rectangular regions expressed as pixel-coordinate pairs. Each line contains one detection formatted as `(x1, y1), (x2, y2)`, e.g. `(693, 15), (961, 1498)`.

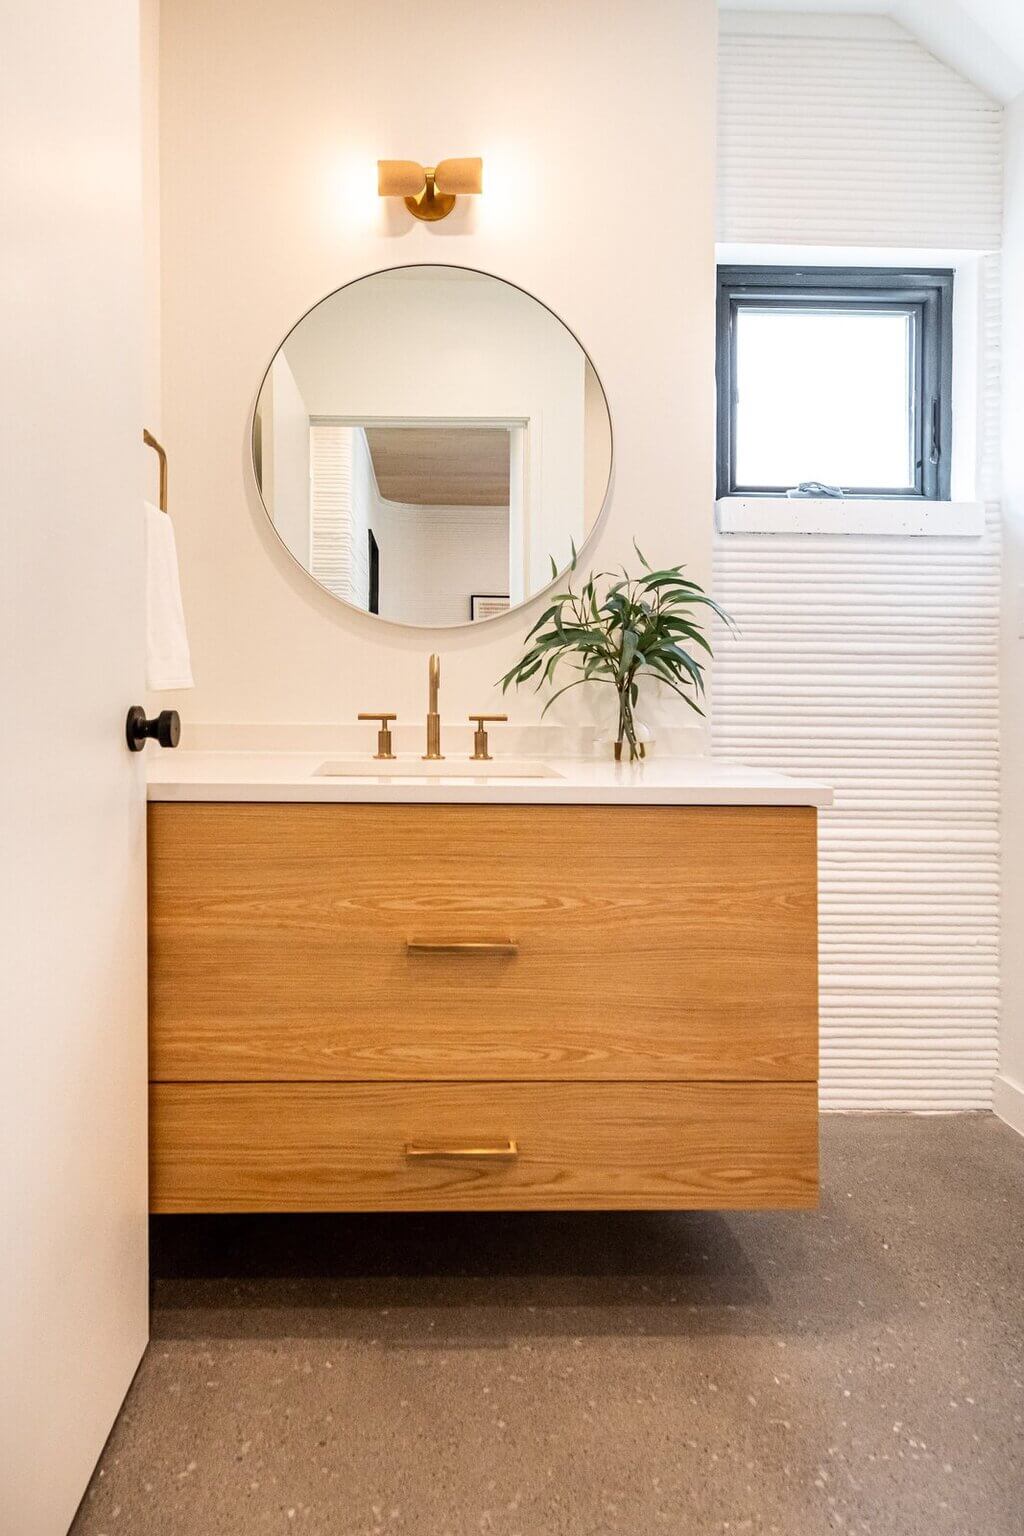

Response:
(424, 653), (444, 760)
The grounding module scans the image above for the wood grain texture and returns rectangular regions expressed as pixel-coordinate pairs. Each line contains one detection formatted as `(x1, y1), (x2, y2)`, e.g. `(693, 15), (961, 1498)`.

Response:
(364, 426), (510, 506)
(150, 1080), (819, 1213)
(148, 804), (819, 1082)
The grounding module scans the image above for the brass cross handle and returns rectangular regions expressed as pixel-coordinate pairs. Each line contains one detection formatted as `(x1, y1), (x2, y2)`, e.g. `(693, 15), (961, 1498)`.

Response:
(468, 713), (507, 761)
(358, 712), (397, 760)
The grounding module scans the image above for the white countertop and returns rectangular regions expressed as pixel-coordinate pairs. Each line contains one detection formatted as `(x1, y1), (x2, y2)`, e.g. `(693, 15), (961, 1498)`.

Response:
(147, 751), (834, 807)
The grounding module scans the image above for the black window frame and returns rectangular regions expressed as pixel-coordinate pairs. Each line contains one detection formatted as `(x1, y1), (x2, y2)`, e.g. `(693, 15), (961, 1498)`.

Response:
(716, 266), (954, 501)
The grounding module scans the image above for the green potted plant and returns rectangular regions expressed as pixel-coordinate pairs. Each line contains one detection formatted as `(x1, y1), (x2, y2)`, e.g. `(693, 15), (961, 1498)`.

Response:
(499, 544), (730, 762)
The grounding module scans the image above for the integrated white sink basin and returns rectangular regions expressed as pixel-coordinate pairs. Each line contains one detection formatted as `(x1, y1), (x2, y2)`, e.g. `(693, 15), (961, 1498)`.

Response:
(146, 751), (835, 807)
(314, 758), (564, 780)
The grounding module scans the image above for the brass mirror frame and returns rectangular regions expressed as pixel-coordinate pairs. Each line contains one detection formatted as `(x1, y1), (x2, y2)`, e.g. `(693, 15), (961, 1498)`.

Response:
(250, 262), (614, 630)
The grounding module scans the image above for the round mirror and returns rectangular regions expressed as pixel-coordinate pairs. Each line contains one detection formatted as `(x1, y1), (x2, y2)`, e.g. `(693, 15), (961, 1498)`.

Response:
(252, 265), (612, 627)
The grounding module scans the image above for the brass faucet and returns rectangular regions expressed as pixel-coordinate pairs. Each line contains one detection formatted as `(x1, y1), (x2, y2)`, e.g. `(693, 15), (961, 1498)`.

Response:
(423, 653), (443, 759)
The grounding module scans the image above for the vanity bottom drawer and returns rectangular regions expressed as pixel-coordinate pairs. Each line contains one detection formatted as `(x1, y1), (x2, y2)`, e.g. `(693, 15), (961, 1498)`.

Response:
(149, 1081), (818, 1213)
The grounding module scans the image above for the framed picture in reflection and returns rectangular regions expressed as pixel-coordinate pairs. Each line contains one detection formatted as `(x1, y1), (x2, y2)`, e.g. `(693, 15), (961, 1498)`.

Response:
(470, 594), (510, 622)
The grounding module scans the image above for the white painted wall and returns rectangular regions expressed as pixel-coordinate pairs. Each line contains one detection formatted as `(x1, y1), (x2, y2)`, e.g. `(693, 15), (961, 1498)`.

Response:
(0, 3), (149, 1530)
(348, 427), (374, 610)
(156, 0), (716, 734)
(141, 0), (162, 438)
(715, 12), (1003, 1109)
(997, 92), (1024, 1133)
(264, 352), (311, 563)
(375, 502), (510, 627)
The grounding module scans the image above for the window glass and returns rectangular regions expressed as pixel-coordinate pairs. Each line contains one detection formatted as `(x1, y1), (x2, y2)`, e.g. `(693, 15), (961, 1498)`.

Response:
(734, 307), (914, 492)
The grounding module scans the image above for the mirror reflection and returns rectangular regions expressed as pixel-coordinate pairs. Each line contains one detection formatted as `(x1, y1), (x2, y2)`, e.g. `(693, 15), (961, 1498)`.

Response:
(253, 266), (612, 627)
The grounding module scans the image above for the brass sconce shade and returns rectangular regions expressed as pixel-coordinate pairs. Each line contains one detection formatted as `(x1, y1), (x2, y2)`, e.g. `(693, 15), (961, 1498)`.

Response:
(377, 157), (483, 221)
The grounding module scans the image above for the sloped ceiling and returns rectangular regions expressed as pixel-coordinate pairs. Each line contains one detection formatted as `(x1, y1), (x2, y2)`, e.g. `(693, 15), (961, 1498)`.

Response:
(718, 0), (1024, 102)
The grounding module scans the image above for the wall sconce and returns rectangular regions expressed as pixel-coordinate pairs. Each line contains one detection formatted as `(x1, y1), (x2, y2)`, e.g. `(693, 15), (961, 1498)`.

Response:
(377, 157), (483, 222)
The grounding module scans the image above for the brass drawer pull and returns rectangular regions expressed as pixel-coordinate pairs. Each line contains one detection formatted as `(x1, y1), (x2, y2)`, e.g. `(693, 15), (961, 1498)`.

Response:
(406, 940), (518, 955)
(405, 1139), (519, 1163)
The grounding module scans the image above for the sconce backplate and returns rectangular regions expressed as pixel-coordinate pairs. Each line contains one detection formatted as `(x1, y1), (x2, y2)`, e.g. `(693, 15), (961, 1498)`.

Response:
(404, 171), (457, 222)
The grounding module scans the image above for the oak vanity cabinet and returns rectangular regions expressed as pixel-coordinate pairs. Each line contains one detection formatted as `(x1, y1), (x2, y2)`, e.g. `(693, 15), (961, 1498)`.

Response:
(148, 803), (819, 1212)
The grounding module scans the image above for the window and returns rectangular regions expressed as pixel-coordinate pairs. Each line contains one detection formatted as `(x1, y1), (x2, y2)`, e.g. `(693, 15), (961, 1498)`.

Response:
(716, 267), (953, 500)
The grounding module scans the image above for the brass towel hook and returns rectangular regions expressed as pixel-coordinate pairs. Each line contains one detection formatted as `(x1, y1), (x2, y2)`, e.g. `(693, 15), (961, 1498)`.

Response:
(143, 428), (168, 513)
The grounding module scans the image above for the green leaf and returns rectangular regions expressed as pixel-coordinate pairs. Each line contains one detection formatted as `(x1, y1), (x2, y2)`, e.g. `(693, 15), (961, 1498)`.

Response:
(660, 589), (735, 628)
(498, 549), (728, 710)
(662, 645), (706, 691)
(643, 659), (706, 714)
(639, 572), (706, 592)
(521, 607), (560, 644)
(659, 616), (713, 654)
(542, 651), (563, 685)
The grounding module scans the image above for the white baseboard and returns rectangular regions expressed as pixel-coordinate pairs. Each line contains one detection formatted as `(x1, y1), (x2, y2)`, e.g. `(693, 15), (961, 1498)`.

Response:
(993, 1073), (1024, 1137)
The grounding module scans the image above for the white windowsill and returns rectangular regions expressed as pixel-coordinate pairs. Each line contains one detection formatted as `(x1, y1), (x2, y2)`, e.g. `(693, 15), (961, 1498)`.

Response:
(716, 498), (986, 537)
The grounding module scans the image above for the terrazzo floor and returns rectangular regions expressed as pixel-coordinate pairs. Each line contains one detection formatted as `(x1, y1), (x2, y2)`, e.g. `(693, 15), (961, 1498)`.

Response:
(70, 1115), (1022, 1536)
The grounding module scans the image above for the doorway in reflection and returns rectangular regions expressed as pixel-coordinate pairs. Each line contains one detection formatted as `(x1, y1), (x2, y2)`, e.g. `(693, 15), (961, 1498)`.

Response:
(308, 419), (518, 626)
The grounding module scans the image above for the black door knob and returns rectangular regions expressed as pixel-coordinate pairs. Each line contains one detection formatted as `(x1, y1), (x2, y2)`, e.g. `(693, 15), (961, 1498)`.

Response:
(126, 706), (181, 752)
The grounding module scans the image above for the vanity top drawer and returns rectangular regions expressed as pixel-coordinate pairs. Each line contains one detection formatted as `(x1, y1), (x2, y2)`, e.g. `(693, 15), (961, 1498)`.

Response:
(149, 1079), (819, 1213)
(148, 803), (819, 1082)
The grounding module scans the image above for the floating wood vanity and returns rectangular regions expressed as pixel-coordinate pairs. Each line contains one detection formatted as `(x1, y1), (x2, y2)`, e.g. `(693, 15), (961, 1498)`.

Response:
(146, 755), (831, 1214)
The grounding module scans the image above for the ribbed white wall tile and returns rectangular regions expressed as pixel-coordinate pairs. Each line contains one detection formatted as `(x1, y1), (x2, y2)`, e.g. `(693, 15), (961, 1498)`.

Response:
(718, 14), (1003, 250)
(310, 422), (365, 605)
(715, 17), (1002, 1109)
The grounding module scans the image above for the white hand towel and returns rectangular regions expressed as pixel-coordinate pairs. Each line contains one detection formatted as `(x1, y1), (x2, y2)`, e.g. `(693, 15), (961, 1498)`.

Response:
(145, 500), (194, 690)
